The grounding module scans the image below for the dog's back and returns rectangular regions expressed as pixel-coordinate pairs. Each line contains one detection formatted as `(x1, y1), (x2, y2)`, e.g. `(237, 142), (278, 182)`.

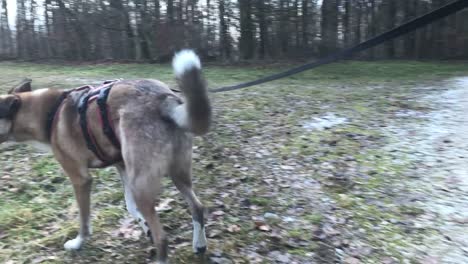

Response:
(56, 50), (211, 169)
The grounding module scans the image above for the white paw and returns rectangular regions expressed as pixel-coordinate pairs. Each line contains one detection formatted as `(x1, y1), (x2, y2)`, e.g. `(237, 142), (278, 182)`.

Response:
(137, 217), (149, 233)
(64, 236), (85, 250)
(192, 220), (207, 253)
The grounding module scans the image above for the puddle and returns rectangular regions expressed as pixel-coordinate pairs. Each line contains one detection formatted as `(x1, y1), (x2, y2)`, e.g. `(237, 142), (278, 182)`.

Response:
(302, 113), (348, 131)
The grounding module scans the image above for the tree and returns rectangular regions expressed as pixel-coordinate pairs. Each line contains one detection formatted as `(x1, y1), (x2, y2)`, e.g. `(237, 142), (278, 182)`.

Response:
(1, 0), (466, 61)
(384, 0), (397, 58)
(238, 0), (254, 59)
(320, 0), (339, 55)
(219, 0), (232, 60)
(343, 0), (351, 48)
(0, 0), (13, 56)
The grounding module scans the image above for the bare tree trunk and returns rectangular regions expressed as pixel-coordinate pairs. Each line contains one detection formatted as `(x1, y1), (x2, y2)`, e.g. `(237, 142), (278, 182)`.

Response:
(0, 0), (13, 56)
(219, 0), (231, 60)
(368, 0), (377, 59)
(432, 0), (447, 59)
(135, 0), (151, 60)
(343, 0), (351, 47)
(302, 0), (309, 48)
(294, 0), (300, 48)
(56, 0), (92, 60)
(384, 0), (397, 58)
(256, 0), (269, 59)
(239, 0), (254, 59)
(320, 0), (339, 55)
(16, 0), (27, 59)
(167, 0), (174, 24)
(44, 0), (53, 58)
(458, 9), (468, 58)
(279, 0), (290, 55)
(107, 0), (134, 59)
(29, 0), (38, 58)
(403, 0), (416, 58)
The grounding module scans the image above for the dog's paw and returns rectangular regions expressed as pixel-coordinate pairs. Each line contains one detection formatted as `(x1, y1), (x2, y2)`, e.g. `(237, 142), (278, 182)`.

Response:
(194, 246), (206, 255)
(64, 236), (84, 250)
(192, 220), (207, 254)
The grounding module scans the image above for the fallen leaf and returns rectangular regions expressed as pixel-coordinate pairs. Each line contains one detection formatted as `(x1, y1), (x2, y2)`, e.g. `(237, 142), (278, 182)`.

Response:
(174, 242), (191, 249)
(212, 210), (225, 217)
(208, 229), (223, 238)
(32, 256), (57, 264)
(227, 224), (241, 233)
(255, 221), (271, 232)
(155, 198), (175, 212)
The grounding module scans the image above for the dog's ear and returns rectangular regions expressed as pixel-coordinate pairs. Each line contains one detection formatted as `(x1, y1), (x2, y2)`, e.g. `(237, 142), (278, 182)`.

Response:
(0, 96), (21, 119)
(8, 78), (32, 94)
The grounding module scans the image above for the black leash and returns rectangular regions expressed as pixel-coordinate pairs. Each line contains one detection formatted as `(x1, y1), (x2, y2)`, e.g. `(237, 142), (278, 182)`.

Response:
(210, 0), (468, 93)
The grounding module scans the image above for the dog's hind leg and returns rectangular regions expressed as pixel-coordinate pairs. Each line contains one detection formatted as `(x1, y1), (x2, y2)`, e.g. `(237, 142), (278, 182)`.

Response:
(59, 163), (93, 250)
(171, 166), (207, 254)
(120, 138), (169, 262)
(115, 164), (150, 239)
(128, 172), (168, 263)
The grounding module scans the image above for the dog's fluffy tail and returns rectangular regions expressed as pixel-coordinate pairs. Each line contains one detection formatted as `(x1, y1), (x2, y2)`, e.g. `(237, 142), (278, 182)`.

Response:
(167, 50), (211, 135)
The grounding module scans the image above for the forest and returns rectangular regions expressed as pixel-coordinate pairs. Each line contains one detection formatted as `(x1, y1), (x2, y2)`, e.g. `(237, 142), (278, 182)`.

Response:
(1, 1), (468, 264)
(1, 0), (467, 62)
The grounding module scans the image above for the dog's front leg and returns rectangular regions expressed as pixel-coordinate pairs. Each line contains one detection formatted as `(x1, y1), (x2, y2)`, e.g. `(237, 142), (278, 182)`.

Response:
(60, 163), (93, 250)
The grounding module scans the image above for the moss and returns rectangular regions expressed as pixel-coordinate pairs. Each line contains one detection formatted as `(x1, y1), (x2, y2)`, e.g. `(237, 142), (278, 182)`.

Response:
(398, 205), (425, 216)
(288, 247), (316, 256)
(249, 197), (271, 206)
(304, 213), (323, 225)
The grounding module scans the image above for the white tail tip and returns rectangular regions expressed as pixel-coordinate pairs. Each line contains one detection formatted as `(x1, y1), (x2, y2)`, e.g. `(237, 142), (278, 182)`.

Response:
(172, 49), (201, 78)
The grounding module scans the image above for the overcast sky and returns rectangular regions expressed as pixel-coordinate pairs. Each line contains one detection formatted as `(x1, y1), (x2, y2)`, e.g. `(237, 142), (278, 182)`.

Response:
(5, 0), (45, 28)
(6, 0), (16, 27)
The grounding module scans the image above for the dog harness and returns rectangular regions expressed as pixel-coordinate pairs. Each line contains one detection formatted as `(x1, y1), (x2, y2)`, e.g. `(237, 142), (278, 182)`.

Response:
(47, 80), (122, 165)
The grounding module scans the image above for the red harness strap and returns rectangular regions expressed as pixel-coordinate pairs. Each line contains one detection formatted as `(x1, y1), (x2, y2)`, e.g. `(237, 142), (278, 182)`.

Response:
(86, 95), (110, 162)
(50, 81), (121, 166)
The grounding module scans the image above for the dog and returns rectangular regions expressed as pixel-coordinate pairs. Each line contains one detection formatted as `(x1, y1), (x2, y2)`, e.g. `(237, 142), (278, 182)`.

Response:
(0, 50), (211, 263)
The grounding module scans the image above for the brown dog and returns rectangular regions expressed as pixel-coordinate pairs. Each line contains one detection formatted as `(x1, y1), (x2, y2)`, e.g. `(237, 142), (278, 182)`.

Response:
(0, 50), (211, 263)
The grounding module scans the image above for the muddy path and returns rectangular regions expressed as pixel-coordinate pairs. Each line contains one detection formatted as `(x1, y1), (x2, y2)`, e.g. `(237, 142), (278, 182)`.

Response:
(385, 77), (468, 263)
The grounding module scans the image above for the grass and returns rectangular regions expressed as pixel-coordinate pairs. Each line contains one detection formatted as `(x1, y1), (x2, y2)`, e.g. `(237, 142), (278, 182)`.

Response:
(0, 60), (467, 263)
(1, 60), (468, 89)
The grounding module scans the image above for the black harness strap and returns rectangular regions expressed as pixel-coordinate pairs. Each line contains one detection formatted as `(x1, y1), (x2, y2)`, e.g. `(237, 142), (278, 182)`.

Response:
(77, 81), (121, 165)
(46, 81), (121, 165)
(46, 91), (71, 141)
(97, 85), (121, 149)
(78, 92), (106, 161)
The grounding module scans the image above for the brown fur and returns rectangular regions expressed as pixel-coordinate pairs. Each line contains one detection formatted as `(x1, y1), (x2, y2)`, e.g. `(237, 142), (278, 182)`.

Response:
(0, 64), (210, 263)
